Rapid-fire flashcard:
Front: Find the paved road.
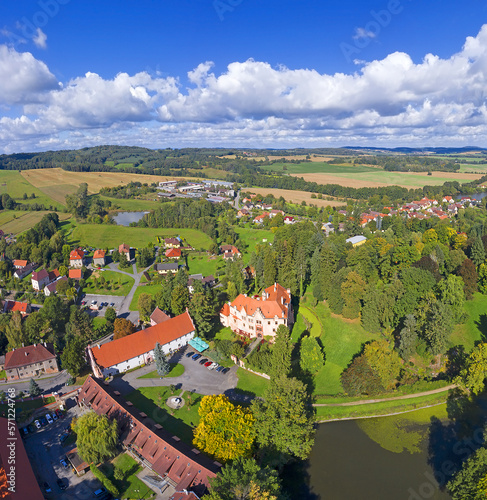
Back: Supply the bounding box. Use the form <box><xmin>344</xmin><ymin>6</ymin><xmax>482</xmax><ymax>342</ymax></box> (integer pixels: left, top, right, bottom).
<box><xmin>110</xmin><ymin>348</ymin><xmax>242</xmax><ymax>400</ymax></box>
<box><xmin>0</xmin><ymin>370</ymin><xmax>69</xmax><ymax>394</ymax></box>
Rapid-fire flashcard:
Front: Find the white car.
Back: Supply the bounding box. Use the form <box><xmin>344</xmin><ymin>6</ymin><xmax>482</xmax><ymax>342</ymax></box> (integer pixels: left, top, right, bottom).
<box><xmin>45</xmin><ymin>413</ymin><xmax>53</xmax><ymax>424</ymax></box>
<box><xmin>34</xmin><ymin>419</ymin><xmax>41</xmax><ymax>429</ymax></box>
<box><xmin>208</xmin><ymin>362</ymin><xmax>218</xmax><ymax>370</ymax></box>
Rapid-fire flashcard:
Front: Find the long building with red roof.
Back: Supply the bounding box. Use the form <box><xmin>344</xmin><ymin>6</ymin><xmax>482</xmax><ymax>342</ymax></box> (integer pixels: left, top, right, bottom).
<box><xmin>220</xmin><ymin>283</ymin><xmax>293</xmax><ymax>340</ymax></box>
<box><xmin>77</xmin><ymin>377</ymin><xmax>220</xmax><ymax>496</ymax></box>
<box><xmin>88</xmin><ymin>311</ymin><xmax>196</xmax><ymax>377</ymax></box>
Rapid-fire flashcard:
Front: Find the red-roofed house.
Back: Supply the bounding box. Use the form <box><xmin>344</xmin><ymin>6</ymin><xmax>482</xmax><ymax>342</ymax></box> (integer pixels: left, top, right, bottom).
<box><xmin>13</xmin><ymin>259</ymin><xmax>28</xmax><ymax>269</ymax></box>
<box><xmin>31</xmin><ymin>268</ymin><xmax>50</xmax><ymax>290</ymax></box>
<box><xmin>93</xmin><ymin>249</ymin><xmax>106</xmax><ymax>267</ymax></box>
<box><xmin>44</xmin><ymin>275</ymin><xmax>68</xmax><ymax>296</ymax></box>
<box><xmin>5</xmin><ymin>343</ymin><xmax>58</xmax><ymax>380</ymax></box>
<box><xmin>165</xmin><ymin>248</ymin><xmax>182</xmax><ymax>259</ymax></box>
<box><xmin>3</xmin><ymin>300</ymin><xmax>31</xmax><ymax>316</ymax></box>
<box><xmin>0</xmin><ymin>418</ymin><xmax>45</xmax><ymax>499</ymax></box>
<box><xmin>69</xmin><ymin>248</ymin><xmax>85</xmax><ymax>268</ymax></box>
<box><xmin>220</xmin><ymin>283</ymin><xmax>293</xmax><ymax>340</ymax></box>
<box><xmin>165</xmin><ymin>237</ymin><xmax>181</xmax><ymax>248</ymax></box>
<box><xmin>170</xmin><ymin>492</ymin><xmax>201</xmax><ymax>500</ymax></box>
<box><xmin>77</xmin><ymin>377</ymin><xmax>220</xmax><ymax>496</ymax></box>
<box><xmin>69</xmin><ymin>268</ymin><xmax>82</xmax><ymax>280</ymax></box>
<box><xmin>150</xmin><ymin>307</ymin><xmax>171</xmax><ymax>326</ymax></box>
<box><xmin>88</xmin><ymin>311</ymin><xmax>196</xmax><ymax>377</ymax></box>
<box><xmin>119</xmin><ymin>243</ymin><xmax>131</xmax><ymax>261</ymax></box>
<box><xmin>220</xmin><ymin>245</ymin><xmax>241</xmax><ymax>260</ymax></box>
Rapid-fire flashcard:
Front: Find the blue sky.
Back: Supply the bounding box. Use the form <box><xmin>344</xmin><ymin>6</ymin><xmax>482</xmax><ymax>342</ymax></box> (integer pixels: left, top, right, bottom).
<box><xmin>2</xmin><ymin>0</ymin><xmax>487</xmax><ymax>152</ymax></box>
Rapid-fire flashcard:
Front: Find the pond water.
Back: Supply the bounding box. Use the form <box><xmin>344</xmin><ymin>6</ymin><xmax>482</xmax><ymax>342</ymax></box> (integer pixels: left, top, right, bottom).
<box><xmin>456</xmin><ymin>192</ymin><xmax>487</xmax><ymax>201</ymax></box>
<box><xmin>304</xmin><ymin>419</ymin><xmax>451</xmax><ymax>500</ymax></box>
<box><xmin>112</xmin><ymin>211</ymin><xmax>148</xmax><ymax>226</ymax></box>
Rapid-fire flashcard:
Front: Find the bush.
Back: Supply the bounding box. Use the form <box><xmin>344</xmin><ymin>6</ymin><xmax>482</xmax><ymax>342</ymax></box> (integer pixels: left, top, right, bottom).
<box><xmin>90</xmin><ymin>464</ymin><xmax>120</xmax><ymax>497</ymax></box>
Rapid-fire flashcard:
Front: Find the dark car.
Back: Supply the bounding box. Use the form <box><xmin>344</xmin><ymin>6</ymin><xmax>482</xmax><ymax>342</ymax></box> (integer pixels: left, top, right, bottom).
<box><xmin>21</xmin><ymin>426</ymin><xmax>29</xmax><ymax>436</ymax></box>
<box><xmin>39</xmin><ymin>417</ymin><xmax>47</xmax><ymax>426</ymax></box>
<box><xmin>216</xmin><ymin>365</ymin><xmax>224</xmax><ymax>372</ymax></box>
<box><xmin>43</xmin><ymin>482</ymin><xmax>52</xmax><ymax>493</ymax></box>
<box><xmin>192</xmin><ymin>353</ymin><xmax>202</xmax><ymax>361</ymax></box>
<box><xmin>199</xmin><ymin>358</ymin><xmax>208</xmax><ymax>365</ymax></box>
<box><xmin>55</xmin><ymin>409</ymin><xmax>64</xmax><ymax>419</ymax></box>
<box><xmin>60</xmin><ymin>458</ymin><xmax>69</xmax><ymax>469</ymax></box>
<box><xmin>57</xmin><ymin>478</ymin><xmax>67</xmax><ymax>490</ymax></box>
<box><xmin>222</xmin><ymin>368</ymin><xmax>230</xmax><ymax>374</ymax></box>
<box><xmin>185</xmin><ymin>351</ymin><xmax>194</xmax><ymax>358</ymax></box>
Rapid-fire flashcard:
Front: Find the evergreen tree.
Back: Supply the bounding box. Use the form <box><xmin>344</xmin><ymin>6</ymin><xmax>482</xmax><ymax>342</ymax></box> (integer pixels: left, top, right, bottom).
<box><xmin>29</xmin><ymin>378</ymin><xmax>41</xmax><ymax>396</ymax></box>
<box><xmin>61</xmin><ymin>335</ymin><xmax>87</xmax><ymax>377</ymax></box>
<box><xmin>299</xmin><ymin>336</ymin><xmax>324</xmax><ymax>374</ymax></box>
<box><xmin>154</xmin><ymin>342</ymin><xmax>170</xmax><ymax>376</ymax></box>
<box><xmin>471</xmin><ymin>237</ymin><xmax>486</xmax><ymax>268</ymax></box>
<box><xmin>269</xmin><ymin>325</ymin><xmax>293</xmax><ymax>378</ymax></box>
<box><xmin>171</xmin><ymin>283</ymin><xmax>190</xmax><ymax>315</ymax></box>
<box><xmin>361</xmin><ymin>285</ymin><xmax>381</xmax><ymax>333</ymax></box>
<box><xmin>399</xmin><ymin>314</ymin><xmax>418</xmax><ymax>360</ymax></box>
<box><xmin>423</xmin><ymin>301</ymin><xmax>452</xmax><ymax>355</ymax></box>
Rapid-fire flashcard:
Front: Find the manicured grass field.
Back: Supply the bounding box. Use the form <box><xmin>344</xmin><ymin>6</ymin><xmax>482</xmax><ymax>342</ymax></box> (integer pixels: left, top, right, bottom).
<box><xmin>450</xmin><ymin>292</ymin><xmax>487</xmax><ymax>351</ymax></box>
<box><xmin>234</xmin><ymin>227</ymin><xmax>275</xmax><ymax>256</ymax></box>
<box><xmin>69</xmin><ymin>224</ymin><xmax>212</xmax><ymax>250</ymax></box>
<box><xmin>129</xmin><ymin>283</ymin><xmax>162</xmax><ymax>311</ymax></box>
<box><xmin>137</xmin><ymin>363</ymin><xmax>185</xmax><ymax>378</ymax></box>
<box><xmin>83</xmin><ymin>270</ymin><xmax>135</xmax><ymax>296</ymax></box>
<box><xmin>125</xmin><ymin>387</ymin><xmax>203</xmax><ymax>445</ymax></box>
<box><xmin>101</xmin><ymin>453</ymin><xmax>155</xmax><ymax>499</ymax></box>
<box><xmin>0</xmin><ymin>210</ymin><xmax>71</xmax><ymax>235</ymax></box>
<box><xmin>310</xmin><ymin>301</ymin><xmax>380</xmax><ymax>396</ymax></box>
<box><xmin>235</xmin><ymin>367</ymin><xmax>270</xmax><ymax>398</ymax></box>
<box><xmin>98</xmin><ymin>194</ymin><xmax>161</xmax><ymax>211</ymax></box>
<box><xmin>187</xmin><ymin>253</ymin><xmax>224</xmax><ymax>276</ymax></box>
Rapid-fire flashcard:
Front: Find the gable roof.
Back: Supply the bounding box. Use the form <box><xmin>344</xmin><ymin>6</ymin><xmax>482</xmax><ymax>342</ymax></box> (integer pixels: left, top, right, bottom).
<box><xmin>93</xmin><ymin>249</ymin><xmax>106</xmax><ymax>259</ymax></box>
<box><xmin>69</xmin><ymin>269</ymin><xmax>82</xmax><ymax>279</ymax></box>
<box><xmin>69</xmin><ymin>248</ymin><xmax>84</xmax><ymax>260</ymax></box>
<box><xmin>13</xmin><ymin>259</ymin><xmax>28</xmax><ymax>268</ymax></box>
<box><xmin>165</xmin><ymin>237</ymin><xmax>180</xmax><ymax>245</ymax></box>
<box><xmin>119</xmin><ymin>243</ymin><xmax>130</xmax><ymax>253</ymax></box>
<box><xmin>91</xmin><ymin>311</ymin><xmax>195</xmax><ymax>369</ymax></box>
<box><xmin>150</xmin><ymin>307</ymin><xmax>170</xmax><ymax>325</ymax></box>
<box><xmin>32</xmin><ymin>269</ymin><xmax>49</xmax><ymax>282</ymax></box>
<box><xmin>165</xmin><ymin>248</ymin><xmax>182</xmax><ymax>258</ymax></box>
<box><xmin>4</xmin><ymin>300</ymin><xmax>29</xmax><ymax>314</ymax></box>
<box><xmin>5</xmin><ymin>343</ymin><xmax>55</xmax><ymax>369</ymax></box>
<box><xmin>154</xmin><ymin>263</ymin><xmax>179</xmax><ymax>272</ymax></box>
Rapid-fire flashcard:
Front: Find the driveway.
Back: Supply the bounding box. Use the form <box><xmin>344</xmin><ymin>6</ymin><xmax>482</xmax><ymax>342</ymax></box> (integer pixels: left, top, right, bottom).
<box><xmin>23</xmin><ymin>404</ymin><xmax>103</xmax><ymax>500</ymax></box>
<box><xmin>110</xmin><ymin>348</ymin><xmax>239</xmax><ymax>399</ymax></box>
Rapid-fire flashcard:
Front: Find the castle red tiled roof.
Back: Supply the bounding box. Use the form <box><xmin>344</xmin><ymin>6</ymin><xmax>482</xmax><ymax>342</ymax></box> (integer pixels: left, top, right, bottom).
<box><xmin>91</xmin><ymin>311</ymin><xmax>195</xmax><ymax>369</ymax></box>
<box><xmin>119</xmin><ymin>243</ymin><xmax>130</xmax><ymax>253</ymax></box>
<box><xmin>5</xmin><ymin>343</ymin><xmax>55</xmax><ymax>369</ymax></box>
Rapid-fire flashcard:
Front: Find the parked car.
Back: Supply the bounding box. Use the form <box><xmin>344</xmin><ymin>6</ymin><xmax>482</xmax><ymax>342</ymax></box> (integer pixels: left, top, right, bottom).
<box><xmin>39</xmin><ymin>417</ymin><xmax>47</xmax><ymax>426</ymax></box>
<box><xmin>43</xmin><ymin>482</ymin><xmax>52</xmax><ymax>493</ymax></box>
<box><xmin>216</xmin><ymin>365</ymin><xmax>224</xmax><ymax>372</ymax></box>
<box><xmin>45</xmin><ymin>413</ymin><xmax>53</xmax><ymax>424</ymax></box>
<box><xmin>60</xmin><ymin>458</ymin><xmax>69</xmax><ymax>469</ymax></box>
<box><xmin>21</xmin><ymin>426</ymin><xmax>29</xmax><ymax>436</ymax></box>
<box><xmin>199</xmin><ymin>358</ymin><xmax>208</xmax><ymax>365</ymax></box>
<box><xmin>93</xmin><ymin>486</ymin><xmax>108</xmax><ymax>498</ymax></box>
<box><xmin>57</xmin><ymin>478</ymin><xmax>67</xmax><ymax>490</ymax></box>
<box><xmin>60</xmin><ymin>434</ymin><xmax>68</xmax><ymax>444</ymax></box>
<box><xmin>208</xmin><ymin>362</ymin><xmax>218</xmax><ymax>370</ymax></box>
<box><xmin>185</xmin><ymin>351</ymin><xmax>194</xmax><ymax>358</ymax></box>
<box><xmin>204</xmin><ymin>361</ymin><xmax>212</xmax><ymax>367</ymax></box>
<box><xmin>192</xmin><ymin>353</ymin><xmax>202</xmax><ymax>361</ymax></box>
<box><xmin>55</xmin><ymin>409</ymin><xmax>64</xmax><ymax>418</ymax></box>
<box><xmin>52</xmin><ymin>412</ymin><xmax>58</xmax><ymax>421</ymax></box>
<box><xmin>222</xmin><ymin>368</ymin><xmax>230</xmax><ymax>374</ymax></box>
<box><xmin>34</xmin><ymin>420</ymin><xmax>41</xmax><ymax>429</ymax></box>
<box><xmin>109</xmin><ymin>302</ymin><xmax>115</xmax><ymax>307</ymax></box>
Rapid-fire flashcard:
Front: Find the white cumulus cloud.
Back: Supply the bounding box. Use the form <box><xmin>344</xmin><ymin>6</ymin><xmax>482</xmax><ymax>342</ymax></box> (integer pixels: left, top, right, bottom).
<box><xmin>33</xmin><ymin>28</ymin><xmax>47</xmax><ymax>49</ymax></box>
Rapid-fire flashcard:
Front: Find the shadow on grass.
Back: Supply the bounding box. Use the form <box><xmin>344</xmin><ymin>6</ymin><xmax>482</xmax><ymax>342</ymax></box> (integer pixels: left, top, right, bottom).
<box><xmin>125</xmin><ymin>390</ymin><xmax>197</xmax><ymax>445</ymax></box>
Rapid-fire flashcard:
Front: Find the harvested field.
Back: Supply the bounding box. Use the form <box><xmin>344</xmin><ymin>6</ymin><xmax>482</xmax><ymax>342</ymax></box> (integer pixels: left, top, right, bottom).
<box><xmin>0</xmin><ymin>210</ymin><xmax>71</xmax><ymax>235</ymax></box>
<box><xmin>292</xmin><ymin>170</ymin><xmax>483</xmax><ymax>189</ymax></box>
<box><xmin>246</xmin><ymin>187</ymin><xmax>346</xmax><ymax>207</ymax></box>
<box><xmin>21</xmin><ymin>168</ymin><xmax>195</xmax><ymax>194</ymax></box>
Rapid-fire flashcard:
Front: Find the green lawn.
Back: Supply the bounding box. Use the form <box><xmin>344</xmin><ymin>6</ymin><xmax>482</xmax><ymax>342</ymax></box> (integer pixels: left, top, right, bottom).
<box><xmin>310</xmin><ymin>301</ymin><xmax>380</xmax><ymax>396</ymax></box>
<box><xmin>187</xmin><ymin>253</ymin><xmax>224</xmax><ymax>276</ymax></box>
<box><xmin>0</xmin><ymin>210</ymin><xmax>71</xmax><ymax>235</ymax></box>
<box><xmin>129</xmin><ymin>283</ymin><xmax>162</xmax><ymax>311</ymax></box>
<box><xmin>234</xmin><ymin>227</ymin><xmax>275</xmax><ymax>256</ymax></box>
<box><xmin>450</xmin><ymin>292</ymin><xmax>487</xmax><ymax>351</ymax></box>
<box><xmin>101</xmin><ymin>453</ymin><xmax>155</xmax><ymax>499</ymax></box>
<box><xmin>214</xmin><ymin>326</ymin><xmax>237</xmax><ymax>341</ymax></box>
<box><xmin>261</xmin><ymin>161</ymin><xmax>379</xmax><ymax>175</ymax></box>
<box><xmin>125</xmin><ymin>387</ymin><xmax>202</xmax><ymax>445</ymax></box>
<box><xmin>69</xmin><ymin>224</ymin><xmax>212</xmax><ymax>250</ymax></box>
<box><xmin>137</xmin><ymin>363</ymin><xmax>185</xmax><ymax>379</ymax></box>
<box><xmin>235</xmin><ymin>367</ymin><xmax>270</xmax><ymax>398</ymax></box>
<box><xmin>83</xmin><ymin>270</ymin><xmax>135</xmax><ymax>296</ymax></box>
<box><xmin>98</xmin><ymin>194</ymin><xmax>161</xmax><ymax>211</ymax></box>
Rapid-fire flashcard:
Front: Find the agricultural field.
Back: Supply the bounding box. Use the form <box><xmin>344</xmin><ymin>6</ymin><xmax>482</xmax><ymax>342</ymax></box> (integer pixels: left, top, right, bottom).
<box><xmin>69</xmin><ymin>224</ymin><xmax>212</xmax><ymax>250</ymax></box>
<box><xmin>0</xmin><ymin>210</ymin><xmax>71</xmax><ymax>235</ymax></box>
<box><xmin>0</xmin><ymin>170</ymin><xmax>64</xmax><ymax>209</ymax></box>
<box><xmin>246</xmin><ymin>187</ymin><xmax>346</xmax><ymax>207</ymax></box>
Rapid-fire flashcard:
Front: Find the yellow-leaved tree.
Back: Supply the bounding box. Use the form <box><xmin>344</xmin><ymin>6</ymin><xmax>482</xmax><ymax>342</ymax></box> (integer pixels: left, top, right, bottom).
<box><xmin>193</xmin><ymin>394</ymin><xmax>255</xmax><ymax>463</ymax></box>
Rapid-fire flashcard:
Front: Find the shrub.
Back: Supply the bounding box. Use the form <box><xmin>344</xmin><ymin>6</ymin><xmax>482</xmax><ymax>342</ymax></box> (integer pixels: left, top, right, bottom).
<box><xmin>90</xmin><ymin>464</ymin><xmax>120</xmax><ymax>497</ymax></box>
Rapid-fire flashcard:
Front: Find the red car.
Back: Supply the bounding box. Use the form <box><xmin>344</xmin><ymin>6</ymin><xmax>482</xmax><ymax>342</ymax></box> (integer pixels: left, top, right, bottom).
<box><xmin>55</xmin><ymin>409</ymin><xmax>64</xmax><ymax>419</ymax></box>
<box><xmin>204</xmin><ymin>361</ymin><xmax>212</xmax><ymax>367</ymax></box>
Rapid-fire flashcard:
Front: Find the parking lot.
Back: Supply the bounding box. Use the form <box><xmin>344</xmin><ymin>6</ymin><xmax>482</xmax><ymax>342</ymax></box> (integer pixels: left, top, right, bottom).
<box><xmin>23</xmin><ymin>403</ymin><xmax>104</xmax><ymax>500</ymax></box>
<box><xmin>81</xmin><ymin>294</ymin><xmax>124</xmax><ymax>318</ymax></box>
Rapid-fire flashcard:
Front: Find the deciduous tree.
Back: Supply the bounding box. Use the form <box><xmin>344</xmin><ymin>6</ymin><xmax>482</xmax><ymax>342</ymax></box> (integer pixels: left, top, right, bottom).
<box><xmin>61</xmin><ymin>335</ymin><xmax>86</xmax><ymax>377</ymax></box>
<box><xmin>113</xmin><ymin>318</ymin><xmax>136</xmax><ymax>340</ymax></box>
<box><xmin>299</xmin><ymin>336</ymin><xmax>324</xmax><ymax>375</ymax></box>
<box><xmin>75</xmin><ymin>411</ymin><xmax>118</xmax><ymax>464</ymax></box>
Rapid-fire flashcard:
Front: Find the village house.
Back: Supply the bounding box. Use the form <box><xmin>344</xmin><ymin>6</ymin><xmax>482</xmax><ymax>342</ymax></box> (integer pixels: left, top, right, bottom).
<box><xmin>187</xmin><ymin>274</ymin><xmax>216</xmax><ymax>294</ymax></box>
<box><xmin>220</xmin><ymin>245</ymin><xmax>241</xmax><ymax>260</ymax></box>
<box><xmin>5</xmin><ymin>343</ymin><xmax>59</xmax><ymax>381</ymax></box>
<box><xmin>269</xmin><ymin>209</ymin><xmax>285</xmax><ymax>218</ymax></box>
<box><xmin>69</xmin><ymin>268</ymin><xmax>83</xmax><ymax>280</ymax></box>
<box><xmin>3</xmin><ymin>300</ymin><xmax>31</xmax><ymax>316</ymax></box>
<box><xmin>13</xmin><ymin>261</ymin><xmax>37</xmax><ymax>280</ymax></box>
<box><xmin>44</xmin><ymin>275</ymin><xmax>68</xmax><ymax>296</ymax></box>
<box><xmin>150</xmin><ymin>307</ymin><xmax>170</xmax><ymax>326</ymax></box>
<box><xmin>165</xmin><ymin>248</ymin><xmax>182</xmax><ymax>259</ymax></box>
<box><xmin>69</xmin><ymin>248</ymin><xmax>85</xmax><ymax>268</ymax></box>
<box><xmin>77</xmin><ymin>376</ymin><xmax>220</xmax><ymax>495</ymax></box>
<box><xmin>284</xmin><ymin>216</ymin><xmax>295</xmax><ymax>224</ymax></box>
<box><xmin>220</xmin><ymin>283</ymin><xmax>294</xmax><ymax>340</ymax></box>
<box><xmin>346</xmin><ymin>235</ymin><xmax>367</xmax><ymax>247</ymax></box>
<box><xmin>31</xmin><ymin>268</ymin><xmax>59</xmax><ymax>290</ymax></box>
<box><xmin>154</xmin><ymin>263</ymin><xmax>180</xmax><ymax>275</ymax></box>
<box><xmin>119</xmin><ymin>243</ymin><xmax>132</xmax><ymax>261</ymax></box>
<box><xmin>92</xmin><ymin>249</ymin><xmax>106</xmax><ymax>267</ymax></box>
<box><xmin>165</xmin><ymin>237</ymin><xmax>181</xmax><ymax>248</ymax></box>
<box><xmin>88</xmin><ymin>311</ymin><xmax>196</xmax><ymax>377</ymax></box>
<box><xmin>13</xmin><ymin>259</ymin><xmax>28</xmax><ymax>269</ymax></box>
<box><xmin>253</xmin><ymin>213</ymin><xmax>268</xmax><ymax>224</ymax></box>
